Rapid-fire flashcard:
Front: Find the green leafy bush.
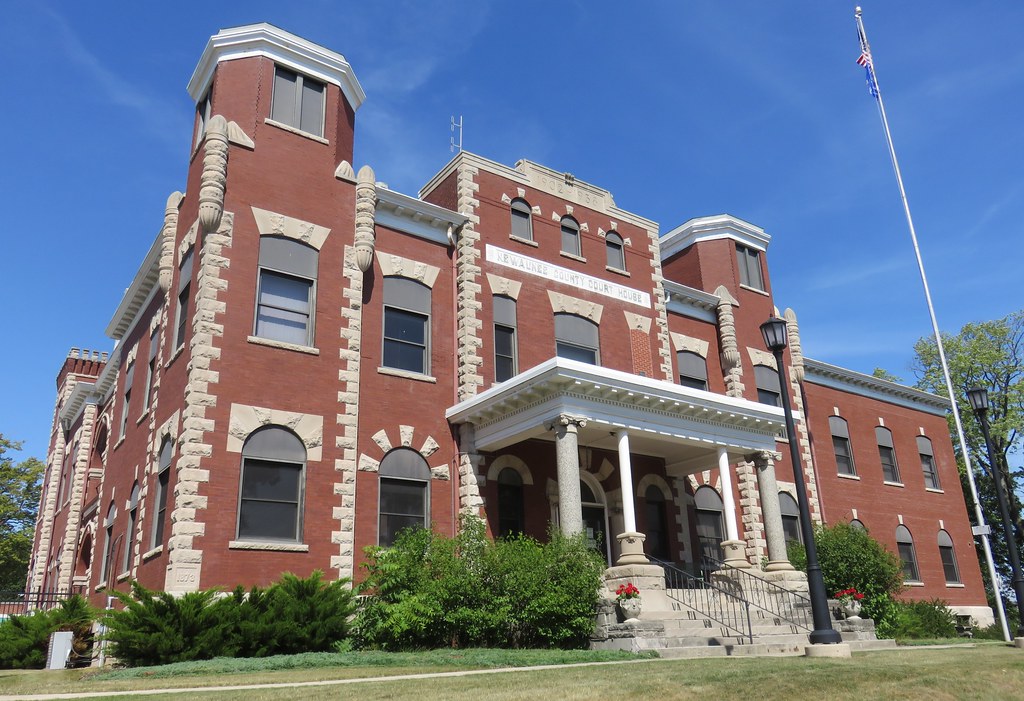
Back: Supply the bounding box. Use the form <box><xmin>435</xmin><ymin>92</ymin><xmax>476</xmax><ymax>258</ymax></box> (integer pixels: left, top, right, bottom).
<box><xmin>104</xmin><ymin>571</ymin><xmax>355</xmax><ymax>667</ymax></box>
<box><xmin>0</xmin><ymin>595</ymin><xmax>94</xmax><ymax>669</ymax></box>
<box><xmin>788</xmin><ymin>522</ymin><xmax>904</xmax><ymax>629</ymax></box>
<box><xmin>886</xmin><ymin>599</ymin><xmax>957</xmax><ymax>640</ymax></box>
<box><xmin>354</xmin><ymin>516</ymin><xmax>605</xmax><ymax>650</ymax></box>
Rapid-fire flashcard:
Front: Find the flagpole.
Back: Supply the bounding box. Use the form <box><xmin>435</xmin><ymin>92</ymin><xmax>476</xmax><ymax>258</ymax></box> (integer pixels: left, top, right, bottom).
<box><xmin>855</xmin><ymin>6</ymin><xmax>1010</xmax><ymax>642</ymax></box>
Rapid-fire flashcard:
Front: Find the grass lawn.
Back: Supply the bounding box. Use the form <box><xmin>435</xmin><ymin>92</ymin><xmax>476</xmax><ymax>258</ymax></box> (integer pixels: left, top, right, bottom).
<box><xmin>1</xmin><ymin>644</ymin><xmax>1022</xmax><ymax>700</ymax></box>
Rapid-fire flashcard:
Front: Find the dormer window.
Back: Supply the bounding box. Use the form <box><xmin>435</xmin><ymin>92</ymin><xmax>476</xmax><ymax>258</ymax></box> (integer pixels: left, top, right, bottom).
<box><xmin>271</xmin><ymin>66</ymin><xmax>325</xmax><ymax>137</ymax></box>
<box><xmin>736</xmin><ymin>243</ymin><xmax>764</xmax><ymax>291</ymax></box>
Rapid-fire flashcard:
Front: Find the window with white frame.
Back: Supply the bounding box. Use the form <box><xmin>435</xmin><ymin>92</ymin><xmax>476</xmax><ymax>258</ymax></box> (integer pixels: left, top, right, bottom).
<box><xmin>896</xmin><ymin>525</ymin><xmax>920</xmax><ymax>581</ymax></box>
<box><xmin>736</xmin><ymin>243</ymin><xmax>764</xmax><ymax>291</ymax></box>
<box><xmin>829</xmin><ymin>416</ymin><xmax>856</xmax><ymax>476</ymax></box>
<box><xmin>152</xmin><ymin>438</ymin><xmax>172</xmax><ymax>547</ymax></box>
<box><xmin>560</xmin><ymin>216</ymin><xmax>581</xmax><ymax>257</ymax></box>
<box><xmin>237</xmin><ymin>426</ymin><xmax>306</xmax><ymax>542</ymax></box>
<box><xmin>379</xmin><ymin>448</ymin><xmax>430</xmax><ymax>546</ymax></box>
<box><xmin>554</xmin><ymin>313</ymin><xmax>599</xmax><ymax>365</ymax></box>
<box><xmin>918</xmin><ymin>436</ymin><xmax>940</xmax><ymax>489</ymax></box>
<box><xmin>493</xmin><ymin>295</ymin><xmax>517</xmax><ymax>382</ymax></box>
<box><xmin>937</xmin><ymin>529</ymin><xmax>960</xmax><ymax>583</ymax></box>
<box><xmin>270</xmin><ymin>66</ymin><xmax>325</xmax><ymax>137</ymax></box>
<box><xmin>174</xmin><ymin>248</ymin><xmax>194</xmax><ymax>352</ymax></box>
<box><xmin>383</xmin><ymin>277</ymin><xmax>431</xmax><ymax>375</ymax></box>
<box><xmin>119</xmin><ymin>361</ymin><xmax>134</xmax><ymax>439</ymax></box>
<box><xmin>122</xmin><ymin>482</ymin><xmax>140</xmax><ymax>573</ymax></box>
<box><xmin>876</xmin><ymin>426</ymin><xmax>901</xmax><ymax>483</ymax></box>
<box><xmin>677</xmin><ymin>351</ymin><xmax>708</xmax><ymax>391</ymax></box>
<box><xmin>142</xmin><ymin>326</ymin><xmax>159</xmax><ymax>413</ymax></box>
<box><xmin>510</xmin><ymin>198</ymin><xmax>533</xmax><ymax>241</ymax></box>
<box><xmin>605</xmin><ymin>231</ymin><xmax>625</xmax><ymax>270</ymax></box>
<box><xmin>254</xmin><ymin>236</ymin><xmax>318</xmax><ymax>347</ymax></box>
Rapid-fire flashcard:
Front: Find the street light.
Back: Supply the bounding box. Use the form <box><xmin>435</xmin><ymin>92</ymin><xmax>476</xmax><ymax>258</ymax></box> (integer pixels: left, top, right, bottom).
<box><xmin>760</xmin><ymin>316</ymin><xmax>842</xmax><ymax>645</ymax></box>
<box><xmin>967</xmin><ymin>386</ymin><xmax>1024</xmax><ymax>639</ymax></box>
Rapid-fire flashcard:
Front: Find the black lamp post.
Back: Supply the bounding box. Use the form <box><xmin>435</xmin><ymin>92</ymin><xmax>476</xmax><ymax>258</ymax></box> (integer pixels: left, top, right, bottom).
<box><xmin>760</xmin><ymin>316</ymin><xmax>842</xmax><ymax>645</ymax></box>
<box><xmin>967</xmin><ymin>386</ymin><xmax>1024</xmax><ymax>638</ymax></box>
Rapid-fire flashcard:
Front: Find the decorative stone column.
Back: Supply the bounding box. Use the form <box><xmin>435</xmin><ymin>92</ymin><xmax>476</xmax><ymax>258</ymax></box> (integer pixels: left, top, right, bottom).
<box><xmin>615</xmin><ymin>429</ymin><xmax>647</xmax><ymax>565</ymax></box>
<box><xmin>717</xmin><ymin>446</ymin><xmax>750</xmax><ymax>568</ymax></box>
<box><xmin>755</xmin><ymin>450</ymin><xmax>794</xmax><ymax>571</ymax></box>
<box><xmin>551</xmin><ymin>414</ymin><xmax>586</xmax><ymax>536</ymax></box>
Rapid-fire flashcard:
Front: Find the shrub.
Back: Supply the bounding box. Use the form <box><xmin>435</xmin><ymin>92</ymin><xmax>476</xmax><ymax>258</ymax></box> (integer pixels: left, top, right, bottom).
<box><xmin>886</xmin><ymin>599</ymin><xmax>957</xmax><ymax>640</ymax></box>
<box><xmin>0</xmin><ymin>595</ymin><xmax>95</xmax><ymax>669</ymax></box>
<box><xmin>788</xmin><ymin>522</ymin><xmax>903</xmax><ymax>628</ymax></box>
<box><xmin>354</xmin><ymin>516</ymin><xmax>605</xmax><ymax>650</ymax></box>
<box><xmin>103</xmin><ymin>571</ymin><xmax>355</xmax><ymax>667</ymax></box>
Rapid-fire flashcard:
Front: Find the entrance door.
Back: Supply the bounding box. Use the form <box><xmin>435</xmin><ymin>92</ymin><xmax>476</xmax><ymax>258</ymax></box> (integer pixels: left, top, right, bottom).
<box><xmin>580</xmin><ymin>479</ymin><xmax>611</xmax><ymax>564</ymax></box>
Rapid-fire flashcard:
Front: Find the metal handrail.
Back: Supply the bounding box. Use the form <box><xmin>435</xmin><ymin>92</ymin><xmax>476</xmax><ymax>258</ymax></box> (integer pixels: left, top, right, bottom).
<box><xmin>0</xmin><ymin>589</ymin><xmax>84</xmax><ymax>617</ymax></box>
<box><xmin>702</xmin><ymin>555</ymin><xmax>813</xmax><ymax>632</ymax></box>
<box><xmin>649</xmin><ymin>557</ymin><xmax>753</xmax><ymax>644</ymax></box>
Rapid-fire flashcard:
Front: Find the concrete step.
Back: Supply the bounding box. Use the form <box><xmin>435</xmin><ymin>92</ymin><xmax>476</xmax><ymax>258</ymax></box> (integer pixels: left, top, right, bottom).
<box><xmin>656</xmin><ymin>645</ymin><xmax>730</xmax><ymax>659</ymax></box>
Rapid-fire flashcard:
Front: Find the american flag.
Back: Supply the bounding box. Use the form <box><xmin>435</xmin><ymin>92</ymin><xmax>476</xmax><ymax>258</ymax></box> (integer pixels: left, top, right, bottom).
<box><xmin>857</xmin><ymin>23</ymin><xmax>879</xmax><ymax>98</ymax></box>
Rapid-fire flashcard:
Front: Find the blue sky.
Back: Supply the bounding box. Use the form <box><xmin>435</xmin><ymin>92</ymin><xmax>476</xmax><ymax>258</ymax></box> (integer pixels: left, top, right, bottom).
<box><xmin>2</xmin><ymin>1</ymin><xmax>1021</xmax><ymax>462</ymax></box>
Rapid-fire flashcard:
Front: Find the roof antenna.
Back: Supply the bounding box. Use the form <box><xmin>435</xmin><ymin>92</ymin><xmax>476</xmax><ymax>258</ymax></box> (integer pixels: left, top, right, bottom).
<box><xmin>450</xmin><ymin>115</ymin><xmax>463</xmax><ymax>153</ymax></box>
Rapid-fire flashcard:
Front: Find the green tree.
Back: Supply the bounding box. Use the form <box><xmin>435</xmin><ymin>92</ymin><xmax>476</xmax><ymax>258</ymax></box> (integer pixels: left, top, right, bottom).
<box><xmin>871</xmin><ymin>367</ymin><xmax>904</xmax><ymax>383</ymax></box>
<box><xmin>912</xmin><ymin>310</ymin><xmax>1023</xmax><ymax>598</ymax></box>
<box><xmin>0</xmin><ymin>435</ymin><xmax>44</xmax><ymax>591</ymax></box>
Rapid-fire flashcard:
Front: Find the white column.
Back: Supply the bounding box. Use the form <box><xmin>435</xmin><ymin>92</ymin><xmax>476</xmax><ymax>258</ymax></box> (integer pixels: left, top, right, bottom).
<box><xmin>617</xmin><ymin>430</ymin><xmax>637</xmax><ymax>533</ymax></box>
<box><xmin>717</xmin><ymin>447</ymin><xmax>739</xmax><ymax>541</ymax></box>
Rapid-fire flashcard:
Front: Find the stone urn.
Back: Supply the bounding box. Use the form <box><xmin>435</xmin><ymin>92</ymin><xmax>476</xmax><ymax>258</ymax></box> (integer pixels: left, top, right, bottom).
<box><xmin>841</xmin><ymin>599</ymin><xmax>863</xmax><ymax>620</ymax></box>
<box><xmin>618</xmin><ymin>597</ymin><xmax>642</xmax><ymax>623</ymax></box>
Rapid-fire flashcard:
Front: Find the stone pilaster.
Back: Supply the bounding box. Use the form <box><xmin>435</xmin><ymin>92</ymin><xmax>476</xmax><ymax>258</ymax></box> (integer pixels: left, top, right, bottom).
<box><xmin>785</xmin><ymin>309</ymin><xmax>820</xmax><ymax>523</ymax></box>
<box><xmin>353</xmin><ymin>166</ymin><xmax>376</xmax><ymax>271</ymax></box>
<box><xmin>646</xmin><ymin>227</ymin><xmax>673</xmax><ymax>381</ymax></box>
<box><xmin>164</xmin><ymin>212</ymin><xmax>232</xmax><ymax>593</ymax></box>
<box><xmin>715</xmin><ymin>286</ymin><xmax>743</xmax><ymax>397</ymax></box>
<box><xmin>455</xmin><ymin>162</ymin><xmax>483</xmax><ymax>401</ymax></box>
<box><xmin>31</xmin><ymin>420</ymin><xmax>68</xmax><ymax>590</ymax></box>
<box><xmin>159</xmin><ymin>192</ymin><xmax>184</xmax><ymax>292</ymax></box>
<box><xmin>331</xmin><ymin>244</ymin><xmax>364</xmax><ymax>581</ymax></box>
<box><xmin>56</xmin><ymin>404</ymin><xmax>96</xmax><ymax>591</ymax></box>
<box><xmin>735</xmin><ymin>455</ymin><xmax>766</xmax><ymax>564</ymax></box>
<box><xmin>456</xmin><ymin>423</ymin><xmax>484</xmax><ymax>515</ymax></box>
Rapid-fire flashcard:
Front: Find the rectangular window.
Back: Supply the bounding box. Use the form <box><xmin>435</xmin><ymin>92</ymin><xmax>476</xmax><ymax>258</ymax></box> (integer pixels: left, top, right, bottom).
<box><xmin>141</xmin><ymin>326</ymin><xmax>159</xmax><ymax>413</ymax></box>
<box><xmin>736</xmin><ymin>244</ymin><xmax>765</xmax><ymax>291</ymax></box>
<box><xmin>119</xmin><ymin>362</ymin><xmax>134</xmax><ymax>439</ymax></box>
<box><xmin>876</xmin><ymin>427</ymin><xmax>901</xmax><ymax>482</ymax></box>
<box><xmin>256</xmin><ymin>271</ymin><xmax>314</xmax><ymax>345</ymax></box>
<box><xmin>494</xmin><ymin>295</ymin><xmax>517</xmax><ymax>382</ymax></box>
<box><xmin>238</xmin><ymin>459</ymin><xmax>303</xmax><ymax>541</ymax></box>
<box><xmin>897</xmin><ymin>542</ymin><xmax>920</xmax><ymax>581</ymax></box>
<box><xmin>195</xmin><ymin>91</ymin><xmax>211</xmax><ymax>146</ymax></box>
<box><xmin>153</xmin><ymin>441</ymin><xmax>172</xmax><ymax>548</ymax></box>
<box><xmin>271</xmin><ymin>66</ymin><xmax>325</xmax><ymax>137</ymax></box>
<box><xmin>677</xmin><ymin>351</ymin><xmax>708</xmax><ymax>391</ymax></box>
<box><xmin>918</xmin><ymin>436</ymin><xmax>940</xmax><ymax>489</ymax></box>
<box><xmin>383</xmin><ymin>277</ymin><xmax>431</xmax><ymax>375</ymax></box>
<box><xmin>174</xmin><ymin>249</ymin><xmax>194</xmax><ymax>352</ymax></box>
<box><xmin>554</xmin><ymin>313</ymin><xmax>599</xmax><ymax>366</ymax></box>
<box><xmin>829</xmin><ymin>416</ymin><xmax>855</xmax><ymax>476</ymax></box>
<box><xmin>754</xmin><ymin>365</ymin><xmax>781</xmax><ymax>407</ymax></box>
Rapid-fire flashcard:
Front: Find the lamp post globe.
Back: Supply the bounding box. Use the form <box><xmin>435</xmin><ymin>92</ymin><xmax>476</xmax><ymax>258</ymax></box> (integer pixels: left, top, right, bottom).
<box><xmin>967</xmin><ymin>386</ymin><xmax>1024</xmax><ymax>639</ymax></box>
<box><xmin>759</xmin><ymin>317</ymin><xmax>841</xmax><ymax>645</ymax></box>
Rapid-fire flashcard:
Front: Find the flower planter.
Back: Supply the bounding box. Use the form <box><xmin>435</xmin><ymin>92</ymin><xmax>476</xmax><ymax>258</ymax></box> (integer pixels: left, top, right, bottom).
<box><xmin>841</xmin><ymin>599</ymin><xmax>863</xmax><ymax>620</ymax></box>
<box><xmin>618</xmin><ymin>597</ymin><xmax>642</xmax><ymax>622</ymax></box>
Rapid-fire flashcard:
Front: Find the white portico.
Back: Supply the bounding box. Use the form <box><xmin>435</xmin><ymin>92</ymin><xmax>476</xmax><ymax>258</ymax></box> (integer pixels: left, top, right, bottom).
<box><xmin>446</xmin><ymin>357</ymin><xmax>789</xmax><ymax>568</ymax></box>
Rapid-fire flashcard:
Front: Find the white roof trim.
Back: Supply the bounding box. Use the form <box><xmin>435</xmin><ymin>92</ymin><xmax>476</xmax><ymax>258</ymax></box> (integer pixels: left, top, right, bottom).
<box><xmin>59</xmin><ymin>350</ymin><xmax>121</xmax><ymax>430</ymax></box>
<box><xmin>374</xmin><ymin>186</ymin><xmax>470</xmax><ymax>245</ymax></box>
<box><xmin>187</xmin><ymin>23</ymin><xmax>366</xmax><ymax>111</ymax></box>
<box><xmin>804</xmin><ymin>358</ymin><xmax>950</xmax><ymax>416</ymax></box>
<box><xmin>661</xmin><ymin>214</ymin><xmax>771</xmax><ymax>261</ymax></box>
<box><xmin>447</xmin><ymin>357</ymin><xmax>785</xmax><ymax>454</ymax></box>
<box><xmin>664</xmin><ymin>280</ymin><xmax>720</xmax><ymax>323</ymax></box>
<box><xmin>105</xmin><ymin>233</ymin><xmax>162</xmax><ymax>340</ymax></box>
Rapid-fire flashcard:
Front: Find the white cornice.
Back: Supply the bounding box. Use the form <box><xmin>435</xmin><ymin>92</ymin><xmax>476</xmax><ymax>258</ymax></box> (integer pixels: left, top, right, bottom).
<box><xmin>187</xmin><ymin>23</ymin><xmax>366</xmax><ymax>111</ymax></box>
<box><xmin>419</xmin><ymin>151</ymin><xmax>658</xmax><ymax>232</ymax></box>
<box><xmin>661</xmin><ymin>214</ymin><xmax>771</xmax><ymax>262</ymax></box>
<box><xmin>374</xmin><ymin>187</ymin><xmax>470</xmax><ymax>245</ymax></box>
<box><xmin>803</xmin><ymin>358</ymin><xmax>950</xmax><ymax>416</ymax></box>
<box><xmin>663</xmin><ymin>281</ymin><xmax>720</xmax><ymax>323</ymax></box>
<box><xmin>105</xmin><ymin>233</ymin><xmax>162</xmax><ymax>341</ymax></box>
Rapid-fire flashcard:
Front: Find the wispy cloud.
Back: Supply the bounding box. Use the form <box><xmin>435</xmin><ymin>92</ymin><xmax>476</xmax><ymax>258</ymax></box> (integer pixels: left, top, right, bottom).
<box><xmin>965</xmin><ymin>180</ymin><xmax>1024</xmax><ymax>239</ymax></box>
<box><xmin>802</xmin><ymin>257</ymin><xmax>911</xmax><ymax>291</ymax></box>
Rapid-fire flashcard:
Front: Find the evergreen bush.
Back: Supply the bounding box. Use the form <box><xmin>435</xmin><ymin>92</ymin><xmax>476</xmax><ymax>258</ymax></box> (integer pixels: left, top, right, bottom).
<box><xmin>0</xmin><ymin>595</ymin><xmax>95</xmax><ymax>669</ymax></box>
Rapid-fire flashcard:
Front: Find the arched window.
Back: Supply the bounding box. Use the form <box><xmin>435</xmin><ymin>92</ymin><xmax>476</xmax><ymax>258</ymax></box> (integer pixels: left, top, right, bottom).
<box><xmin>876</xmin><ymin>427</ymin><xmax>901</xmax><ymax>483</ymax></box>
<box><xmin>677</xmin><ymin>351</ymin><xmax>708</xmax><ymax>391</ymax></box>
<box><xmin>379</xmin><ymin>448</ymin><xmax>430</xmax><ymax>546</ymax></box>
<box><xmin>694</xmin><ymin>486</ymin><xmax>725</xmax><ymax>574</ymax></box>
<box><xmin>938</xmin><ymin>530</ymin><xmax>960</xmax><ymax>583</ymax></box>
<box><xmin>850</xmin><ymin>519</ymin><xmax>867</xmax><ymax>532</ymax></box>
<box><xmin>383</xmin><ymin>277</ymin><xmax>431</xmax><ymax>375</ymax></box>
<box><xmin>754</xmin><ymin>365</ymin><xmax>781</xmax><ymax>406</ymax></box>
<box><xmin>497</xmin><ymin>467</ymin><xmax>524</xmax><ymax>537</ymax></box>
<box><xmin>605</xmin><ymin>231</ymin><xmax>625</xmax><ymax>270</ymax></box>
<box><xmin>122</xmin><ymin>482</ymin><xmax>140</xmax><ymax>573</ymax></box>
<box><xmin>560</xmin><ymin>216</ymin><xmax>581</xmax><ymax>257</ymax></box>
<box><xmin>99</xmin><ymin>502</ymin><xmax>116</xmax><ymax>583</ymax></box>
<box><xmin>238</xmin><ymin>426</ymin><xmax>306</xmax><ymax>542</ymax></box>
<box><xmin>918</xmin><ymin>436</ymin><xmax>940</xmax><ymax>490</ymax></box>
<box><xmin>644</xmin><ymin>485</ymin><xmax>670</xmax><ymax>561</ymax></box>
<box><xmin>829</xmin><ymin>416</ymin><xmax>855</xmax><ymax>476</ymax></box>
<box><xmin>493</xmin><ymin>295</ymin><xmax>517</xmax><ymax>382</ymax></box>
<box><xmin>779</xmin><ymin>492</ymin><xmax>802</xmax><ymax>545</ymax></box>
<box><xmin>255</xmin><ymin>236</ymin><xmax>319</xmax><ymax>346</ymax></box>
<box><xmin>152</xmin><ymin>438</ymin><xmax>173</xmax><ymax>547</ymax></box>
<box><xmin>510</xmin><ymin>198</ymin><xmax>533</xmax><ymax>241</ymax></box>
<box><xmin>895</xmin><ymin>525</ymin><xmax>920</xmax><ymax>582</ymax></box>
<box><xmin>554</xmin><ymin>313</ymin><xmax>599</xmax><ymax>365</ymax></box>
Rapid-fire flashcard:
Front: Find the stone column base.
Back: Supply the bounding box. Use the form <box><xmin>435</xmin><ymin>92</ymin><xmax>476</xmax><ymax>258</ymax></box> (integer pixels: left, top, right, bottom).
<box><xmin>604</xmin><ymin>563</ymin><xmax>672</xmax><ymax>613</ymax></box>
<box><xmin>1015</xmin><ymin>637</ymin><xmax>1024</xmax><ymax>649</ymax></box>
<box><xmin>764</xmin><ymin>559</ymin><xmax>795</xmax><ymax>572</ymax></box>
<box><xmin>616</xmin><ymin>532</ymin><xmax>649</xmax><ymax>565</ymax></box>
<box><xmin>721</xmin><ymin>540</ymin><xmax>751</xmax><ymax>568</ymax></box>
<box><xmin>805</xmin><ymin>643</ymin><xmax>851</xmax><ymax>658</ymax></box>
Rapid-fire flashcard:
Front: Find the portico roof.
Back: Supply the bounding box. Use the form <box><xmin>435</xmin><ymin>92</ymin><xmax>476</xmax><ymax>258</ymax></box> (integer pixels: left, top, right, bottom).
<box><xmin>446</xmin><ymin>358</ymin><xmax>787</xmax><ymax>467</ymax></box>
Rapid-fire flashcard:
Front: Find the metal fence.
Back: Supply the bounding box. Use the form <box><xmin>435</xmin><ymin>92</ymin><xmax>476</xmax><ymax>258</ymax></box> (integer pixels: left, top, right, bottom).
<box><xmin>0</xmin><ymin>589</ymin><xmax>84</xmax><ymax>618</ymax></box>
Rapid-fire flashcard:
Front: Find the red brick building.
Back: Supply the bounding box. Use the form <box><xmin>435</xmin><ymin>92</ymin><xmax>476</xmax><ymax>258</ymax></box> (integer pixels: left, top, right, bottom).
<box><xmin>29</xmin><ymin>24</ymin><xmax>990</xmax><ymax>626</ymax></box>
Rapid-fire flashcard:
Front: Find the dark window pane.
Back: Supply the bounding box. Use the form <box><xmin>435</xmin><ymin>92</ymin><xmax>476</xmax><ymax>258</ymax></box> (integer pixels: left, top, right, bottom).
<box><xmin>384</xmin><ymin>308</ymin><xmax>426</xmax><ymax>345</ymax></box>
<box><xmin>299</xmin><ymin>78</ymin><xmax>324</xmax><ymax>135</ymax></box>
<box><xmin>238</xmin><ymin>500</ymin><xmax>299</xmax><ymax>540</ymax></box>
<box><xmin>940</xmin><ymin>545</ymin><xmax>960</xmax><ymax>583</ymax></box>
<box><xmin>897</xmin><ymin>542</ymin><xmax>920</xmax><ymax>581</ymax></box>
<box><xmin>606</xmin><ymin>235</ymin><xmax>625</xmax><ymax>269</ymax></box>
<box><xmin>757</xmin><ymin>389</ymin><xmax>781</xmax><ymax>406</ymax></box>
<box><xmin>379</xmin><ymin>515</ymin><xmax>424</xmax><ymax>547</ymax></box>
<box><xmin>383</xmin><ymin>339</ymin><xmax>426</xmax><ymax>373</ymax></box>
<box><xmin>497</xmin><ymin>474</ymin><xmax>525</xmax><ymax>537</ymax></box>
<box><xmin>833</xmin><ymin>436</ymin><xmax>855</xmax><ymax>475</ymax></box>
<box><xmin>556</xmin><ymin>341</ymin><xmax>597</xmax><ymax>365</ymax></box>
<box><xmin>679</xmin><ymin>376</ymin><xmax>708</xmax><ymax>391</ymax></box>
<box><xmin>380</xmin><ymin>479</ymin><xmax>427</xmax><ymax>515</ymax></box>
<box><xmin>241</xmin><ymin>460</ymin><xmax>301</xmax><ymax>501</ymax></box>
<box><xmin>880</xmin><ymin>446</ymin><xmax>900</xmax><ymax>482</ymax></box>
<box><xmin>561</xmin><ymin>227</ymin><xmax>580</xmax><ymax>256</ymax></box>
<box><xmin>495</xmin><ymin>324</ymin><xmax>516</xmax><ymax>382</ymax></box>
<box><xmin>511</xmin><ymin>201</ymin><xmax>532</xmax><ymax>240</ymax></box>
<box><xmin>271</xmin><ymin>67</ymin><xmax>298</xmax><ymax>126</ymax></box>
<box><xmin>921</xmin><ymin>454</ymin><xmax>940</xmax><ymax>489</ymax></box>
